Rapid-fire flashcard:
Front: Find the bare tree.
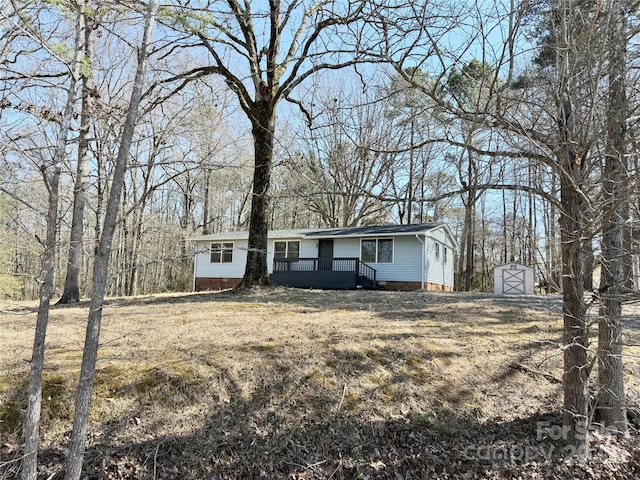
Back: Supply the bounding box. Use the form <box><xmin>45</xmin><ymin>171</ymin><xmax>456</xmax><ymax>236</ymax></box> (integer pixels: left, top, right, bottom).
<box><xmin>382</xmin><ymin>71</ymin><xmax>447</xmax><ymax>224</ymax></box>
<box><xmin>163</xmin><ymin>0</ymin><xmax>381</xmax><ymax>288</ymax></box>
<box><xmin>595</xmin><ymin>0</ymin><xmax>631</xmax><ymax>432</ymax></box>
<box><xmin>57</xmin><ymin>6</ymin><xmax>97</xmax><ymax>304</ymax></box>
<box><xmin>444</xmin><ymin>60</ymin><xmax>498</xmax><ymax>291</ymax></box>
<box><xmin>285</xmin><ymin>86</ymin><xmax>397</xmax><ymax>227</ymax></box>
<box><xmin>375</xmin><ymin>0</ymin><xmax>612</xmax><ymax>456</ymax></box>
<box><xmin>64</xmin><ymin>1</ymin><xmax>157</xmax><ymax>477</ymax></box>
<box><xmin>18</xmin><ymin>1</ymin><xmax>85</xmax><ymax>478</ymax></box>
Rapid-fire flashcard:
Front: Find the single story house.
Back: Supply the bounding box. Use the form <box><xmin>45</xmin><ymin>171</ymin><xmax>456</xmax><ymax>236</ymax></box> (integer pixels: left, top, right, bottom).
<box><xmin>191</xmin><ymin>223</ymin><xmax>458</xmax><ymax>291</ymax></box>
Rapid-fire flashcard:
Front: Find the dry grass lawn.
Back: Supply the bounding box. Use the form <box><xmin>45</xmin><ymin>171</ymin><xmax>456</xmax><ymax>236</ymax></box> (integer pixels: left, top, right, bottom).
<box><xmin>1</xmin><ymin>288</ymin><xmax>639</xmax><ymax>479</ymax></box>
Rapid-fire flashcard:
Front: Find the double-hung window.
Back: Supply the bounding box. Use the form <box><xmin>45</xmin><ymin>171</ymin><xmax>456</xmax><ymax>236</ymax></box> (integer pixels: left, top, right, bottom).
<box><xmin>274</xmin><ymin>240</ymin><xmax>300</xmax><ymax>259</ymax></box>
<box><xmin>361</xmin><ymin>238</ymin><xmax>393</xmax><ymax>263</ymax></box>
<box><xmin>210</xmin><ymin>242</ymin><xmax>233</xmax><ymax>263</ymax></box>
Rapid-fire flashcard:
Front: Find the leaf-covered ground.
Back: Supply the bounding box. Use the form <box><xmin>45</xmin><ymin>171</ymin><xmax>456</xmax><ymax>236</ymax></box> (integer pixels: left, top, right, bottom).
<box><xmin>1</xmin><ymin>289</ymin><xmax>639</xmax><ymax>479</ymax></box>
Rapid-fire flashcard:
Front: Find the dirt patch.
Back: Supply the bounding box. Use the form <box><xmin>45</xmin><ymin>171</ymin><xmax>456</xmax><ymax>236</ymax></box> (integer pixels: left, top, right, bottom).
<box><xmin>1</xmin><ymin>289</ymin><xmax>639</xmax><ymax>479</ymax></box>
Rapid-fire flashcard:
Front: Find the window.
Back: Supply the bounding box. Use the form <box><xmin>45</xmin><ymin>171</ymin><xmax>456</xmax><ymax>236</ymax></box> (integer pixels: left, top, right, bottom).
<box><xmin>361</xmin><ymin>238</ymin><xmax>393</xmax><ymax>263</ymax></box>
<box><xmin>210</xmin><ymin>242</ymin><xmax>233</xmax><ymax>263</ymax></box>
<box><xmin>435</xmin><ymin>242</ymin><xmax>440</xmax><ymax>261</ymax></box>
<box><xmin>444</xmin><ymin>247</ymin><xmax>448</xmax><ymax>264</ymax></box>
<box><xmin>378</xmin><ymin>239</ymin><xmax>393</xmax><ymax>263</ymax></box>
<box><xmin>274</xmin><ymin>241</ymin><xmax>300</xmax><ymax>259</ymax></box>
<box><xmin>361</xmin><ymin>240</ymin><xmax>376</xmax><ymax>263</ymax></box>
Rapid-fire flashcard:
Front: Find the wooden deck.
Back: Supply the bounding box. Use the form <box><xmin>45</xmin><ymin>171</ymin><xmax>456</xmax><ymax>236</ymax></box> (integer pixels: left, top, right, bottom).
<box><xmin>270</xmin><ymin>257</ymin><xmax>377</xmax><ymax>289</ymax></box>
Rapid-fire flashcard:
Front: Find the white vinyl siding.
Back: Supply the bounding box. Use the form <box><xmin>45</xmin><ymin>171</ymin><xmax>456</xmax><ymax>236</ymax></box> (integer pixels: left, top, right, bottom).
<box><xmin>317</xmin><ymin>237</ymin><xmax>421</xmax><ymax>282</ymax></box>
<box><xmin>195</xmin><ymin>240</ymin><xmax>247</xmax><ymax>278</ymax></box>
<box><xmin>375</xmin><ymin>236</ymin><xmax>422</xmax><ymax>282</ymax></box>
<box><xmin>424</xmin><ymin>226</ymin><xmax>455</xmax><ymax>288</ymax></box>
<box><xmin>332</xmin><ymin>238</ymin><xmax>360</xmax><ymax>257</ymax></box>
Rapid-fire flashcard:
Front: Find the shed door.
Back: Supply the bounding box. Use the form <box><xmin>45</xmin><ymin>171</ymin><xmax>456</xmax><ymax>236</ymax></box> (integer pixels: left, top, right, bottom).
<box><xmin>318</xmin><ymin>239</ymin><xmax>334</xmax><ymax>271</ymax></box>
<box><xmin>502</xmin><ymin>265</ymin><xmax>525</xmax><ymax>294</ymax></box>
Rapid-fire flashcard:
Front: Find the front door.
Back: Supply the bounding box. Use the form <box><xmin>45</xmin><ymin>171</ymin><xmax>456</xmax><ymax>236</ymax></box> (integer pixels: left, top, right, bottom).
<box><xmin>318</xmin><ymin>239</ymin><xmax>334</xmax><ymax>271</ymax></box>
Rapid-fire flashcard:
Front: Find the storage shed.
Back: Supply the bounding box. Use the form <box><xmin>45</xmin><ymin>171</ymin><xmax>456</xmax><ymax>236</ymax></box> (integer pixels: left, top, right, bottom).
<box><xmin>494</xmin><ymin>263</ymin><xmax>535</xmax><ymax>295</ymax></box>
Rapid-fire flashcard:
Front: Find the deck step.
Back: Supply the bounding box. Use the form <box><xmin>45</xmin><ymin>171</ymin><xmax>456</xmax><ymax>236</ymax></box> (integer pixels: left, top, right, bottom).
<box><xmin>357</xmin><ymin>274</ymin><xmax>377</xmax><ymax>289</ymax></box>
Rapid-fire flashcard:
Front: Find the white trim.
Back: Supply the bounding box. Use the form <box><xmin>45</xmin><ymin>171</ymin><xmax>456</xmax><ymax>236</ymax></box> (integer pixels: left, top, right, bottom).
<box><xmin>360</xmin><ymin>237</ymin><xmax>394</xmax><ymax>264</ymax></box>
<box><xmin>189</xmin><ymin>224</ymin><xmax>457</xmax><ymax>244</ymax></box>
<box><xmin>273</xmin><ymin>239</ymin><xmax>301</xmax><ymax>259</ymax></box>
<box><xmin>210</xmin><ymin>241</ymin><xmax>234</xmax><ymax>264</ymax></box>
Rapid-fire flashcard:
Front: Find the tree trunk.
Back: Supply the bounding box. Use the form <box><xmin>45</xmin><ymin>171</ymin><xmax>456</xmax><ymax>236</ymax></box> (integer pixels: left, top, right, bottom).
<box><xmin>549</xmin><ymin>177</ymin><xmax>560</xmax><ymax>292</ymax></box>
<box><xmin>64</xmin><ymin>2</ymin><xmax>157</xmax><ymax>478</ymax></box>
<box><xmin>560</xmin><ymin>173</ymin><xmax>590</xmax><ymax>455</ymax></box>
<box><xmin>583</xmin><ymin>240</ymin><xmax>594</xmax><ymax>292</ymax></box>
<box><xmin>202</xmin><ymin>168</ymin><xmax>211</xmax><ymax>234</ymax></box>
<box><xmin>502</xmin><ymin>190</ymin><xmax>508</xmax><ymax>263</ymax></box>
<box><xmin>595</xmin><ymin>0</ymin><xmax>629</xmax><ymax>432</ymax></box>
<box><xmin>127</xmin><ymin>219</ymin><xmax>140</xmax><ymax>297</ymax></box>
<box><xmin>237</xmin><ymin>105</ymin><xmax>275</xmax><ymax>289</ymax></box>
<box><xmin>480</xmin><ymin>195</ymin><xmax>488</xmax><ymax>291</ymax></box>
<box><xmin>558</xmin><ymin>94</ymin><xmax>590</xmax><ymax>458</ymax></box>
<box><xmin>463</xmin><ymin>188</ymin><xmax>476</xmax><ymax>291</ymax></box>
<box><xmin>22</xmin><ymin>167</ymin><xmax>61</xmax><ymax>480</ymax></box>
<box><xmin>407</xmin><ymin>119</ymin><xmax>414</xmax><ymax>224</ymax></box>
<box><xmin>58</xmin><ymin>14</ymin><xmax>94</xmax><ymax>305</ymax></box>
<box><xmin>22</xmin><ymin>4</ymin><xmax>84</xmax><ymax>478</ymax></box>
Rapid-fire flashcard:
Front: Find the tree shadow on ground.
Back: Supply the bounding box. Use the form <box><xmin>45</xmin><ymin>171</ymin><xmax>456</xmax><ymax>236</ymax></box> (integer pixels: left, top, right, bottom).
<box><xmin>64</xmin><ymin>288</ymin><xmax>562</xmax><ymax>313</ymax></box>
<box><xmin>3</xmin><ymin>346</ymin><xmax>638</xmax><ymax>480</ymax></box>
<box><xmin>4</xmin><ymin>290</ymin><xmax>639</xmax><ymax>479</ymax></box>
<box><xmin>32</xmin><ymin>378</ymin><xmax>640</xmax><ymax>480</ymax></box>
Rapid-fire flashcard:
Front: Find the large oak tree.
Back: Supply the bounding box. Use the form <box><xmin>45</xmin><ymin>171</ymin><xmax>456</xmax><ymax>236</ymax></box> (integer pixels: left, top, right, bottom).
<box><xmin>165</xmin><ymin>0</ymin><xmax>379</xmax><ymax>287</ymax></box>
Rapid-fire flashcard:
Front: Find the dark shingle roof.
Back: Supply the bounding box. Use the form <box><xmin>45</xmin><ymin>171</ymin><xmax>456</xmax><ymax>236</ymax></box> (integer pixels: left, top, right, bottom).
<box><xmin>190</xmin><ymin>224</ymin><xmax>444</xmax><ymax>242</ymax></box>
<box><xmin>303</xmin><ymin>224</ymin><xmax>439</xmax><ymax>238</ymax></box>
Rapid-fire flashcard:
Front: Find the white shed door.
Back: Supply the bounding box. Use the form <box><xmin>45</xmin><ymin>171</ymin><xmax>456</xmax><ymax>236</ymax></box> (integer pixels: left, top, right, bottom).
<box><xmin>502</xmin><ymin>266</ymin><xmax>525</xmax><ymax>294</ymax></box>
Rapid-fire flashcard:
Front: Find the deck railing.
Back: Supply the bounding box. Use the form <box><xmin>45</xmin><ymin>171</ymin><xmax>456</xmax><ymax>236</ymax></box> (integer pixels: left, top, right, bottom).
<box><xmin>273</xmin><ymin>257</ymin><xmax>376</xmax><ymax>284</ymax></box>
<box><xmin>358</xmin><ymin>260</ymin><xmax>377</xmax><ymax>285</ymax></box>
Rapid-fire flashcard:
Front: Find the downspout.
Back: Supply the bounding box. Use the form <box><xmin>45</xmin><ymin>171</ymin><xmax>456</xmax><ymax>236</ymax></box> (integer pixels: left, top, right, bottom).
<box><xmin>415</xmin><ymin>234</ymin><xmax>425</xmax><ymax>290</ymax></box>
